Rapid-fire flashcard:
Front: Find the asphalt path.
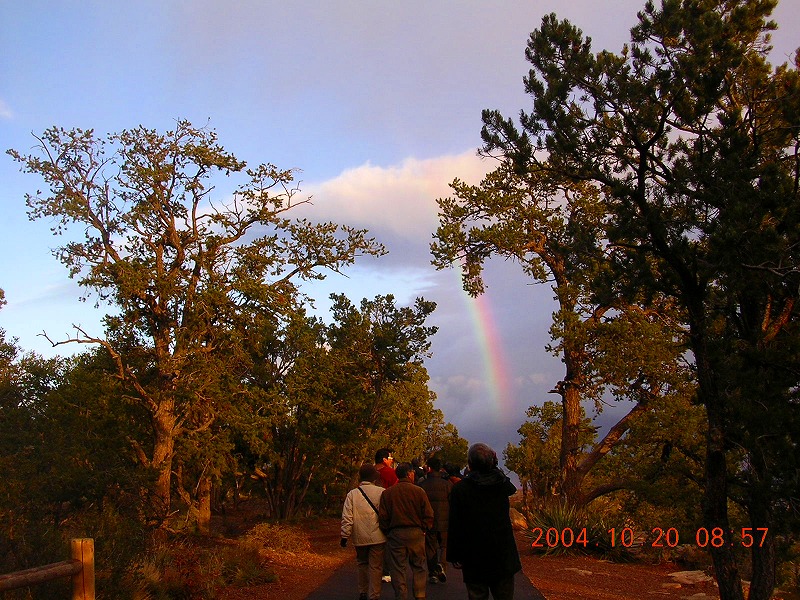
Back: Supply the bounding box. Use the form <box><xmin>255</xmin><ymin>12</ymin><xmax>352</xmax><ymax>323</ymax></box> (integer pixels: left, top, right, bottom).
<box><xmin>305</xmin><ymin>561</ymin><xmax>546</xmax><ymax>599</ymax></box>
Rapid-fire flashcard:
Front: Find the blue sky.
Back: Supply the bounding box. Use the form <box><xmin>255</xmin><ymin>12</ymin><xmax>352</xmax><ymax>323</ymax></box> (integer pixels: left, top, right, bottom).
<box><xmin>2</xmin><ymin>1</ymin><xmax>798</xmax><ymax>462</ymax></box>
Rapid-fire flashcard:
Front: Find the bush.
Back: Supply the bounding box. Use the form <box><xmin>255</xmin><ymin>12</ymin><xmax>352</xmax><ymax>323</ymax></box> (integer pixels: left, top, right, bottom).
<box><xmin>128</xmin><ymin>536</ymin><xmax>276</xmax><ymax>599</ymax></box>
<box><xmin>218</xmin><ymin>542</ymin><xmax>278</xmax><ymax>587</ymax></box>
<box><xmin>243</xmin><ymin>522</ymin><xmax>310</xmax><ymax>553</ymax></box>
<box><xmin>523</xmin><ymin>500</ymin><xmax>632</xmax><ymax>559</ymax></box>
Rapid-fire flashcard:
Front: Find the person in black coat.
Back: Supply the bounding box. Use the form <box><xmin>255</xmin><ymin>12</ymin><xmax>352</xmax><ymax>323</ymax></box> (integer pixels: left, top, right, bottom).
<box><xmin>446</xmin><ymin>443</ymin><xmax>521</xmax><ymax>600</ymax></box>
<box><xmin>419</xmin><ymin>456</ymin><xmax>452</xmax><ymax>583</ymax></box>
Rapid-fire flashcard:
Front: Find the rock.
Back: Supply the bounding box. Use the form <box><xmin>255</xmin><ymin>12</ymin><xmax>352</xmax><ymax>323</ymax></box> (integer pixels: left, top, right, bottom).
<box><xmin>668</xmin><ymin>570</ymin><xmax>713</xmax><ymax>585</ymax></box>
<box><xmin>509</xmin><ymin>507</ymin><xmax>528</xmax><ymax>530</ymax></box>
<box><xmin>562</xmin><ymin>567</ymin><xmax>593</xmax><ymax>576</ymax></box>
<box><xmin>672</xmin><ymin>544</ymin><xmax>712</xmax><ymax>568</ymax></box>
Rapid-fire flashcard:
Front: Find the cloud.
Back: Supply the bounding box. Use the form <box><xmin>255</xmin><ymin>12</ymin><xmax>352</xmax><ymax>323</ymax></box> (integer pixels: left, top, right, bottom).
<box><xmin>288</xmin><ymin>151</ymin><xmax>563</xmax><ymax>453</ymax></box>
<box><xmin>0</xmin><ymin>99</ymin><xmax>13</xmax><ymax>120</ymax></box>
<box><xmin>516</xmin><ymin>373</ymin><xmax>550</xmax><ymax>387</ymax></box>
<box><xmin>301</xmin><ymin>151</ymin><xmax>491</xmax><ymax>239</ymax></box>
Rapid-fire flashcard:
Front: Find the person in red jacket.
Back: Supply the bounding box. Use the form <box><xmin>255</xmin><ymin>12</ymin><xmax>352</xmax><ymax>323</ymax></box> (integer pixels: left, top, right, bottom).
<box><xmin>375</xmin><ymin>448</ymin><xmax>399</xmax><ymax>488</ymax></box>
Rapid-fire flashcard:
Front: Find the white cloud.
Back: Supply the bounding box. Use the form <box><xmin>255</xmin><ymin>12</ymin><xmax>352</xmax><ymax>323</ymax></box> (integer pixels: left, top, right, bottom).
<box><xmin>0</xmin><ymin>99</ymin><xmax>13</xmax><ymax>119</ymax></box>
<box><xmin>301</xmin><ymin>151</ymin><xmax>491</xmax><ymax>239</ymax></box>
<box><xmin>516</xmin><ymin>373</ymin><xmax>549</xmax><ymax>387</ymax></box>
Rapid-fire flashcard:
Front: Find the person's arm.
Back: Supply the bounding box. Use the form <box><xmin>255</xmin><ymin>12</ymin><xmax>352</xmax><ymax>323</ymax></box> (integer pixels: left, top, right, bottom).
<box><xmin>378</xmin><ymin>491</ymin><xmax>390</xmax><ymax>532</ymax></box>
<box><xmin>341</xmin><ymin>490</ymin><xmax>354</xmax><ymax>545</ymax></box>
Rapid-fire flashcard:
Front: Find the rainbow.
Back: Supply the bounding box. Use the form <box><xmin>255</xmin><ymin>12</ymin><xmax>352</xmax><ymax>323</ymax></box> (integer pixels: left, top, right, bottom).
<box><xmin>459</xmin><ymin>283</ymin><xmax>514</xmax><ymax>421</ymax></box>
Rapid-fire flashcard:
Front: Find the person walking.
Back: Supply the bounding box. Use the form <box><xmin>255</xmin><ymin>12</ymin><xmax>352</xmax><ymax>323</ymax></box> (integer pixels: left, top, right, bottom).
<box><xmin>447</xmin><ymin>443</ymin><xmax>522</xmax><ymax>600</ymax></box>
<box><xmin>378</xmin><ymin>462</ymin><xmax>434</xmax><ymax>600</ymax></box>
<box><xmin>445</xmin><ymin>463</ymin><xmax>463</xmax><ymax>485</ymax></box>
<box><xmin>419</xmin><ymin>456</ymin><xmax>452</xmax><ymax>584</ymax></box>
<box><xmin>375</xmin><ymin>447</ymin><xmax>399</xmax><ymax>488</ymax></box>
<box><xmin>375</xmin><ymin>447</ymin><xmax>399</xmax><ymax>583</ymax></box>
<box><xmin>412</xmin><ymin>457</ymin><xmax>426</xmax><ymax>483</ymax></box>
<box><xmin>341</xmin><ymin>463</ymin><xmax>387</xmax><ymax>600</ymax></box>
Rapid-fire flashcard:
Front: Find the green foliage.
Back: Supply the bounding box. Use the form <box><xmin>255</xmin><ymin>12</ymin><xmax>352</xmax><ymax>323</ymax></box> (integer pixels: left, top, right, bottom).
<box><xmin>0</xmin><ymin>115</ymin><xmax>458</xmax><ymax>594</ymax></box>
<box><xmin>231</xmin><ymin>293</ymin><xmax>441</xmax><ymax>519</ymax></box>
<box><xmin>0</xmin><ymin>337</ymin><xmax>152</xmax><ymax>583</ymax></box>
<box><xmin>424</xmin><ymin>412</ymin><xmax>469</xmax><ymax>468</ymax></box>
<box><xmin>505</xmin><ymin>401</ymin><xmax>591</xmax><ymax>499</ymax></box>
<box><xmin>8</xmin><ymin>120</ymin><xmax>386</xmax><ymax>523</ymax></box>
<box><xmin>322</xmin><ymin>293</ymin><xmax>441</xmax><ymax>466</ymax></box>
<box><xmin>433</xmin><ymin>152</ymin><xmax>690</xmax><ymax>508</ymax></box>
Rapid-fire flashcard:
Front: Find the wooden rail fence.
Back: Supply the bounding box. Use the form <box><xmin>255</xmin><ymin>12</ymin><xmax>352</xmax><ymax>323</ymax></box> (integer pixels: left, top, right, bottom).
<box><xmin>0</xmin><ymin>538</ymin><xmax>94</xmax><ymax>599</ymax></box>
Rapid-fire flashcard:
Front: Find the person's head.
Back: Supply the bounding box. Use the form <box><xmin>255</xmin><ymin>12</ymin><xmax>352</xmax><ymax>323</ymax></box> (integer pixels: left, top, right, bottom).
<box><xmin>375</xmin><ymin>448</ymin><xmax>394</xmax><ymax>468</ymax></box>
<box><xmin>395</xmin><ymin>462</ymin><xmax>415</xmax><ymax>481</ymax></box>
<box><xmin>467</xmin><ymin>443</ymin><xmax>498</xmax><ymax>473</ymax></box>
<box><xmin>427</xmin><ymin>456</ymin><xmax>442</xmax><ymax>473</ymax></box>
<box><xmin>358</xmin><ymin>463</ymin><xmax>380</xmax><ymax>484</ymax></box>
<box><xmin>445</xmin><ymin>463</ymin><xmax>462</xmax><ymax>478</ymax></box>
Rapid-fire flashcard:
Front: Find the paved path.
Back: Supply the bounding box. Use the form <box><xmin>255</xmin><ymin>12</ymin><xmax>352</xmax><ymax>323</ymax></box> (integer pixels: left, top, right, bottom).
<box><xmin>306</xmin><ymin>561</ymin><xmax>546</xmax><ymax>599</ymax></box>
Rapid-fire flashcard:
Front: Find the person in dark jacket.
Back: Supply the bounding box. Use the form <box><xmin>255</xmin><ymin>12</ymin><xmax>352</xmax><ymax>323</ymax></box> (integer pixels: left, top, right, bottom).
<box><xmin>419</xmin><ymin>456</ymin><xmax>452</xmax><ymax>583</ymax></box>
<box><xmin>378</xmin><ymin>462</ymin><xmax>434</xmax><ymax>600</ymax></box>
<box><xmin>447</xmin><ymin>443</ymin><xmax>521</xmax><ymax>600</ymax></box>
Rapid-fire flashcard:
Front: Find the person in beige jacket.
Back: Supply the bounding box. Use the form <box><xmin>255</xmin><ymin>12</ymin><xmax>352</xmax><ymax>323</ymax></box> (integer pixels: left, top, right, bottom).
<box><xmin>341</xmin><ymin>463</ymin><xmax>388</xmax><ymax>600</ymax></box>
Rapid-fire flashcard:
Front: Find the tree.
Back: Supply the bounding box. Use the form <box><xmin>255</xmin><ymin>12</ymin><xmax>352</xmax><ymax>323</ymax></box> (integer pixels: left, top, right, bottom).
<box><xmin>592</xmin><ymin>392</ymin><xmax>708</xmax><ymax>536</ymax></box>
<box><xmin>234</xmin><ymin>293</ymin><xmax>442</xmax><ymax>518</ymax></box>
<box><xmin>423</xmin><ymin>409</ymin><xmax>469</xmax><ymax>468</ymax></box>
<box><xmin>0</xmin><ymin>331</ymin><xmax>153</xmax><ymax>594</ymax></box>
<box><xmin>433</xmin><ymin>164</ymin><xmax>689</xmax><ymax>507</ymax></box>
<box><xmin>325</xmin><ymin>293</ymin><xmax>439</xmax><ymax>464</ymax></box>
<box><xmin>8</xmin><ymin>121</ymin><xmax>385</xmax><ymax>525</ymax></box>
<box><xmin>479</xmin><ymin>2</ymin><xmax>800</xmax><ymax>597</ymax></box>
<box><xmin>504</xmin><ymin>401</ymin><xmax>589</xmax><ymax>505</ymax></box>
<box><xmin>234</xmin><ymin>307</ymin><xmax>344</xmax><ymax>520</ymax></box>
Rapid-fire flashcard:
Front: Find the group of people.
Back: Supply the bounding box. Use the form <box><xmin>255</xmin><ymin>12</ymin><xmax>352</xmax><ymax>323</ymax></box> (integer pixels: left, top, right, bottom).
<box><xmin>340</xmin><ymin>443</ymin><xmax>521</xmax><ymax>600</ymax></box>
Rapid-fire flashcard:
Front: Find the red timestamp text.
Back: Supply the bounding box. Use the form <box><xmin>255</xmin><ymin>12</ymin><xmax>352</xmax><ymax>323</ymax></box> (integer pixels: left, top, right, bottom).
<box><xmin>530</xmin><ymin>526</ymin><xmax>769</xmax><ymax>550</ymax></box>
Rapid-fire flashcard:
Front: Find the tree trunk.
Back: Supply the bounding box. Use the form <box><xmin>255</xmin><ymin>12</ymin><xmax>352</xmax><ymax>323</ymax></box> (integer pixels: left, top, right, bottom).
<box><xmin>152</xmin><ymin>398</ymin><xmax>177</xmax><ymax>524</ymax></box>
<box><xmin>560</xmin><ymin>368</ymin><xmax>584</xmax><ymax>505</ymax></box>
<box><xmin>703</xmin><ymin>428</ymin><xmax>744</xmax><ymax>600</ymax></box>
<box><xmin>747</xmin><ymin>485</ymin><xmax>776</xmax><ymax>600</ymax></box>
<box><xmin>748</xmin><ymin>537</ymin><xmax>776</xmax><ymax>600</ymax></box>
<box><xmin>197</xmin><ymin>476</ymin><xmax>212</xmax><ymax>535</ymax></box>
<box><xmin>692</xmin><ymin>309</ymin><xmax>744</xmax><ymax>600</ymax></box>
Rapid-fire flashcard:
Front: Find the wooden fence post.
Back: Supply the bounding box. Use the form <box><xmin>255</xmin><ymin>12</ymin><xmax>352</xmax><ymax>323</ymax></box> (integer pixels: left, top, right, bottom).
<box><xmin>70</xmin><ymin>538</ymin><xmax>95</xmax><ymax>600</ymax></box>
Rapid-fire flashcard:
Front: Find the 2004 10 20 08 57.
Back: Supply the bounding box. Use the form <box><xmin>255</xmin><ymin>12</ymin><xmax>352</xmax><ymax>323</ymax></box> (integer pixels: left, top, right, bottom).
<box><xmin>529</xmin><ymin>526</ymin><xmax>769</xmax><ymax>549</ymax></box>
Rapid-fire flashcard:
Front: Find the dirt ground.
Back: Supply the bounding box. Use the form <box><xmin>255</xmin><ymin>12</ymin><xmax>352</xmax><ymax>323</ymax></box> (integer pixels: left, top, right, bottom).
<box><xmin>217</xmin><ymin>504</ymin><xmax>797</xmax><ymax>600</ymax></box>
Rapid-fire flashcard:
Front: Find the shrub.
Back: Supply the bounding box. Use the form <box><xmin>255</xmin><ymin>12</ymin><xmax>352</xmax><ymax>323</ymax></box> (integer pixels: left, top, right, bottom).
<box><xmin>127</xmin><ymin>536</ymin><xmax>277</xmax><ymax>599</ymax></box>
<box><xmin>523</xmin><ymin>500</ymin><xmax>632</xmax><ymax>559</ymax></box>
<box><xmin>218</xmin><ymin>543</ymin><xmax>278</xmax><ymax>587</ymax></box>
<box><xmin>243</xmin><ymin>522</ymin><xmax>310</xmax><ymax>553</ymax></box>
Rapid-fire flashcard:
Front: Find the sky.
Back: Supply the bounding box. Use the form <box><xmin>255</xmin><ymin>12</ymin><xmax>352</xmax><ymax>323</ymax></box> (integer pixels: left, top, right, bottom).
<box><xmin>1</xmin><ymin>1</ymin><xmax>799</xmax><ymax>468</ymax></box>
